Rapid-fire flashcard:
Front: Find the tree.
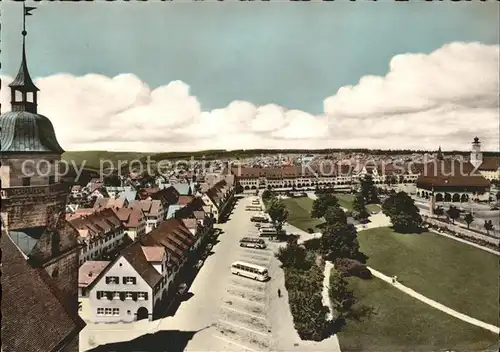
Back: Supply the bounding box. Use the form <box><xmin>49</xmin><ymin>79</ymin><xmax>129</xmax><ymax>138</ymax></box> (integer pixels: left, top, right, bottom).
<box><xmin>496</xmin><ymin>191</ymin><xmax>500</xmax><ymax>201</ymax></box>
<box><xmin>266</xmin><ymin>198</ymin><xmax>288</xmax><ymax>231</ymax></box>
<box><xmin>446</xmin><ymin>205</ymin><xmax>460</xmax><ymax>224</ymax></box>
<box><xmin>103</xmin><ymin>174</ymin><xmax>121</xmax><ymax>187</ymax></box>
<box><xmin>276</xmin><ymin>243</ymin><xmax>313</xmax><ymax>270</ymax></box>
<box><xmin>464</xmin><ymin>213</ymin><xmax>474</xmax><ymax>229</ymax></box>
<box><xmin>261</xmin><ymin>189</ymin><xmax>272</xmax><ymax>200</ymax></box>
<box><xmin>352</xmin><ymin>193</ymin><xmax>370</xmax><ymax>221</ymax></box>
<box><xmin>433</xmin><ymin>206</ymin><xmax>444</xmax><ymax>218</ymax></box>
<box><xmin>234</xmin><ymin>183</ymin><xmax>243</xmax><ymax>194</ymax></box>
<box><xmin>321</xmin><ymin>223</ymin><xmax>365</xmax><ymax>262</ymax></box>
<box><xmin>484</xmin><ymin>220</ymin><xmax>494</xmax><ymax>235</ymax></box>
<box><xmin>382</xmin><ymin>191</ymin><xmax>422</xmax><ymax>233</ymax></box>
<box><xmin>324</xmin><ymin>206</ymin><xmax>348</xmax><ymax>227</ymax></box>
<box><xmin>360</xmin><ymin>175</ymin><xmax>379</xmax><ymax>204</ymax></box>
<box><xmin>311</xmin><ymin>193</ymin><xmax>339</xmax><ymax>218</ymax></box>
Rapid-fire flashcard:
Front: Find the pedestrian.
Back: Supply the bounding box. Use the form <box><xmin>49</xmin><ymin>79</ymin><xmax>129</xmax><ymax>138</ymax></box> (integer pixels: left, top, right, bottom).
<box><xmin>277</xmin><ymin>288</ymin><xmax>282</xmax><ymax>297</ymax></box>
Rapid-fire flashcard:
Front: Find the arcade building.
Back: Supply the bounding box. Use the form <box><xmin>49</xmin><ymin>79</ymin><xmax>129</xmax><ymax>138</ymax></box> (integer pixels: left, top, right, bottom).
<box><xmin>416</xmin><ymin>137</ymin><xmax>492</xmax><ymax>203</ymax></box>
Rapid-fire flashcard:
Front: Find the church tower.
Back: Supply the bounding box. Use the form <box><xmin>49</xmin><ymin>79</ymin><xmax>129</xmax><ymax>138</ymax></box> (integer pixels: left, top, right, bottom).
<box><xmin>0</xmin><ymin>4</ymin><xmax>81</xmax><ymax>315</ymax></box>
<box><xmin>470</xmin><ymin>136</ymin><xmax>483</xmax><ymax>169</ymax></box>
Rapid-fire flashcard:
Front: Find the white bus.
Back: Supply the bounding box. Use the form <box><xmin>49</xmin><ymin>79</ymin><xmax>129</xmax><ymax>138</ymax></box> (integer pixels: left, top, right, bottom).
<box><xmin>239</xmin><ymin>237</ymin><xmax>267</xmax><ymax>249</ymax></box>
<box><xmin>251</xmin><ymin>215</ymin><xmax>268</xmax><ymax>222</ymax></box>
<box><xmin>231</xmin><ymin>261</ymin><xmax>269</xmax><ymax>281</ymax></box>
<box><xmin>259</xmin><ymin>227</ymin><xmax>278</xmax><ymax>236</ymax></box>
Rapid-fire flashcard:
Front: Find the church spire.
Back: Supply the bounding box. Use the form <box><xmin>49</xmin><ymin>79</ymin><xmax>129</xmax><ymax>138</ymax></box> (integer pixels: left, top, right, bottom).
<box><xmin>436</xmin><ymin>145</ymin><xmax>444</xmax><ymax>160</ymax></box>
<box><xmin>9</xmin><ymin>3</ymin><xmax>39</xmax><ymax>113</ymax></box>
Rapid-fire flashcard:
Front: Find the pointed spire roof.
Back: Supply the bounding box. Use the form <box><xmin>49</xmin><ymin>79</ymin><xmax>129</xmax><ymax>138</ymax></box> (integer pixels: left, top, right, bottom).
<box><xmin>436</xmin><ymin>146</ymin><xmax>444</xmax><ymax>160</ymax></box>
<box><xmin>9</xmin><ymin>37</ymin><xmax>39</xmax><ymax>92</ymax></box>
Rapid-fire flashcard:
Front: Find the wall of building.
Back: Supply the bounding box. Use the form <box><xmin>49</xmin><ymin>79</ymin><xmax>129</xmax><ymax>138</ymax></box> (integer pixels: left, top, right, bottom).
<box><xmin>0</xmin><ymin>153</ymin><xmax>61</xmax><ymax>187</ymax></box>
<box><xmin>89</xmin><ymin>257</ymin><xmax>153</xmax><ymax>323</ymax></box>
<box><xmin>44</xmin><ymin>248</ymin><xmax>80</xmax><ymax>313</ymax></box>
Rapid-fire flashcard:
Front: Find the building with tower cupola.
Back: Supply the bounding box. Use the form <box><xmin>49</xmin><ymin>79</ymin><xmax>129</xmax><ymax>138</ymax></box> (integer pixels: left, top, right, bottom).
<box><xmin>1</xmin><ymin>4</ymin><xmax>85</xmax><ymax>352</ymax></box>
<box><xmin>415</xmin><ymin>137</ymin><xmax>492</xmax><ymax>203</ymax></box>
<box><xmin>469</xmin><ymin>137</ymin><xmax>500</xmax><ymax>182</ymax></box>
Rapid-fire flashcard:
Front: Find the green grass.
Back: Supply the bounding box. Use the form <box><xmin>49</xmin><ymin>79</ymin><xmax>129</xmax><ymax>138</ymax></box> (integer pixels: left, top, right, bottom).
<box><xmin>358</xmin><ymin>227</ymin><xmax>499</xmax><ymax>326</ymax></box>
<box><xmin>62</xmin><ymin>151</ymin><xmax>151</xmax><ymax>171</ymax></box>
<box><xmin>338</xmin><ymin>276</ymin><xmax>499</xmax><ymax>352</ymax></box>
<box><xmin>366</xmin><ymin>203</ymin><xmax>381</xmax><ymax>213</ymax></box>
<box><xmin>336</xmin><ymin>193</ymin><xmax>355</xmax><ymax>210</ymax></box>
<box><xmin>336</xmin><ymin>193</ymin><xmax>381</xmax><ymax>214</ymax></box>
<box><xmin>282</xmin><ymin>197</ymin><xmax>325</xmax><ymax>231</ymax></box>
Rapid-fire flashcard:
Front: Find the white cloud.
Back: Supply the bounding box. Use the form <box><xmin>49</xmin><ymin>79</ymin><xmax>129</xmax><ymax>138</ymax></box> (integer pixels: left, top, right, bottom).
<box><xmin>1</xmin><ymin>42</ymin><xmax>498</xmax><ymax>152</ymax></box>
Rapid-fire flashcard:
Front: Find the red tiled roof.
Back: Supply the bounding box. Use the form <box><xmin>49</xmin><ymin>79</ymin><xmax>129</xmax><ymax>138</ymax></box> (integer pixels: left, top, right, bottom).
<box><xmin>141</xmin><ymin>246</ymin><xmax>165</xmax><ymax>262</ymax></box>
<box><xmin>140</xmin><ymin>218</ymin><xmax>195</xmax><ymax>262</ymax></box>
<box><xmin>478</xmin><ymin>156</ymin><xmax>500</xmax><ymax>171</ymax></box>
<box><xmin>111</xmin><ymin>207</ymin><xmax>144</xmax><ymax>228</ymax></box>
<box><xmin>416</xmin><ymin>160</ymin><xmax>490</xmax><ymax>188</ymax></box>
<box><xmin>121</xmin><ymin>242</ymin><xmax>162</xmax><ymax>288</ymax></box>
<box><xmin>177</xmin><ymin>195</ymin><xmax>195</xmax><ymax>206</ymax></box>
<box><xmin>79</xmin><ymin>261</ymin><xmax>110</xmax><ymax>288</ymax></box>
<box><xmin>1</xmin><ymin>231</ymin><xmax>85</xmax><ymax>352</ymax></box>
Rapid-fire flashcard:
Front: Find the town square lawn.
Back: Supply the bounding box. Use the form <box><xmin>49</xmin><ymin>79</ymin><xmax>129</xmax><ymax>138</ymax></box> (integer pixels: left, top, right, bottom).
<box><xmin>357</xmin><ymin>227</ymin><xmax>499</xmax><ymax>326</ymax></box>
<box><xmin>335</xmin><ymin>193</ymin><xmax>381</xmax><ymax>213</ymax></box>
<box><xmin>282</xmin><ymin>197</ymin><xmax>324</xmax><ymax>231</ymax></box>
<box><xmin>338</xmin><ymin>276</ymin><xmax>499</xmax><ymax>352</ymax></box>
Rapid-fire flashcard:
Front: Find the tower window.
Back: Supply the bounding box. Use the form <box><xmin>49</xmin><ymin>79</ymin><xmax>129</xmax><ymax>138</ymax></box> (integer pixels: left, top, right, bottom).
<box><xmin>15</xmin><ymin>90</ymin><xmax>23</xmax><ymax>101</ymax></box>
<box><xmin>26</xmin><ymin>92</ymin><xmax>34</xmax><ymax>103</ymax></box>
<box><xmin>22</xmin><ymin>177</ymin><xmax>31</xmax><ymax>186</ymax></box>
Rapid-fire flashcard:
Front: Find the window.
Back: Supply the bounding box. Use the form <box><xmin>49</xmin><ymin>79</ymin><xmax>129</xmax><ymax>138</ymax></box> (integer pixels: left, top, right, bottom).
<box><xmin>22</xmin><ymin>177</ymin><xmax>31</xmax><ymax>186</ymax></box>
<box><xmin>138</xmin><ymin>292</ymin><xmax>146</xmax><ymax>300</ymax></box>
<box><xmin>48</xmin><ymin>175</ymin><xmax>55</xmax><ymax>185</ymax></box>
<box><xmin>123</xmin><ymin>276</ymin><xmax>136</xmax><ymax>285</ymax></box>
<box><xmin>113</xmin><ymin>291</ymin><xmax>120</xmax><ymax>300</ymax></box>
<box><xmin>112</xmin><ymin>308</ymin><xmax>120</xmax><ymax>316</ymax></box>
<box><xmin>125</xmin><ymin>292</ymin><xmax>133</xmax><ymax>300</ymax></box>
<box><xmin>97</xmin><ymin>308</ymin><xmax>104</xmax><ymax>316</ymax></box>
<box><xmin>105</xmin><ymin>308</ymin><xmax>112</xmax><ymax>316</ymax></box>
<box><xmin>26</xmin><ymin>92</ymin><xmax>34</xmax><ymax>103</ymax></box>
<box><xmin>105</xmin><ymin>276</ymin><xmax>119</xmax><ymax>284</ymax></box>
<box><xmin>51</xmin><ymin>267</ymin><xmax>59</xmax><ymax>278</ymax></box>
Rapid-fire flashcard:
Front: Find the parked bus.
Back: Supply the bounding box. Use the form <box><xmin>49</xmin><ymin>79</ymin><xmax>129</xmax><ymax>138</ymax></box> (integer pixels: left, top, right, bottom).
<box><xmin>231</xmin><ymin>261</ymin><xmax>269</xmax><ymax>281</ymax></box>
<box><xmin>251</xmin><ymin>215</ymin><xmax>268</xmax><ymax>222</ymax></box>
<box><xmin>259</xmin><ymin>227</ymin><xmax>278</xmax><ymax>236</ymax></box>
<box><xmin>246</xmin><ymin>205</ymin><xmax>262</xmax><ymax>211</ymax></box>
<box><xmin>239</xmin><ymin>237</ymin><xmax>267</xmax><ymax>249</ymax></box>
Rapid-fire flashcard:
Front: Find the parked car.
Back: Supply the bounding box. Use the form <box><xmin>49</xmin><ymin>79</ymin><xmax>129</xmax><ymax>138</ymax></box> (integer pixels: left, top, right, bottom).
<box><xmin>177</xmin><ymin>283</ymin><xmax>188</xmax><ymax>295</ymax></box>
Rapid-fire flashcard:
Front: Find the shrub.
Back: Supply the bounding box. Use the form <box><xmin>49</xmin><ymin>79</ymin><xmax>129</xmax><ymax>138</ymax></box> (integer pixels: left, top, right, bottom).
<box><xmin>334</xmin><ymin>258</ymin><xmax>372</xmax><ymax>280</ymax></box>
<box><xmin>303</xmin><ymin>237</ymin><xmax>322</xmax><ymax>251</ymax></box>
<box><xmin>285</xmin><ymin>265</ymin><xmax>332</xmax><ymax>341</ymax></box>
<box><xmin>307</xmin><ymin>227</ymin><xmax>314</xmax><ymax>234</ymax></box>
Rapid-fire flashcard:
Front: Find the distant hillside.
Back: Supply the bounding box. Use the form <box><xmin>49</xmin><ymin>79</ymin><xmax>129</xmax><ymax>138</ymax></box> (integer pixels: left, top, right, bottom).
<box><xmin>62</xmin><ymin>151</ymin><xmax>151</xmax><ymax>171</ymax></box>
<box><xmin>63</xmin><ymin>149</ymin><xmax>500</xmax><ymax>172</ymax></box>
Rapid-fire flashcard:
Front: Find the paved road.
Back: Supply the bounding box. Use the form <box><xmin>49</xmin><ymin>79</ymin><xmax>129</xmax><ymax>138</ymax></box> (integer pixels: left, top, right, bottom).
<box><xmin>369</xmin><ymin>267</ymin><xmax>500</xmax><ymax>334</ymax></box>
<box><xmin>414</xmin><ymin>200</ymin><xmax>500</xmax><ymax>237</ymax></box>
<box><xmin>81</xmin><ymin>195</ymin><xmax>343</xmax><ymax>351</ymax></box>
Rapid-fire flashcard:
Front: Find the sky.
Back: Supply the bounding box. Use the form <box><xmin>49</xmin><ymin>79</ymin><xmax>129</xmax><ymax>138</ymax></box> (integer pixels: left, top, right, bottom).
<box><xmin>1</xmin><ymin>0</ymin><xmax>499</xmax><ymax>152</ymax></box>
